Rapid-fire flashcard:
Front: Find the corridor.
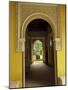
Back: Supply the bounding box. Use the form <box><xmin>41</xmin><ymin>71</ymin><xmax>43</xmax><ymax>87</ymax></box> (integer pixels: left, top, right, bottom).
<box><xmin>25</xmin><ymin>19</ymin><xmax>55</xmax><ymax>87</ymax></box>
<box><xmin>25</xmin><ymin>62</ymin><xmax>55</xmax><ymax>87</ymax></box>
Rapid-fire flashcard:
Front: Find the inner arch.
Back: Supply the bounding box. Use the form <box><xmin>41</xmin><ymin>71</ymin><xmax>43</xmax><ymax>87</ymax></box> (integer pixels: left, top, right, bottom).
<box><xmin>21</xmin><ymin>13</ymin><xmax>56</xmax><ymax>38</ymax></box>
<box><xmin>25</xmin><ymin>18</ymin><xmax>55</xmax><ymax>87</ymax></box>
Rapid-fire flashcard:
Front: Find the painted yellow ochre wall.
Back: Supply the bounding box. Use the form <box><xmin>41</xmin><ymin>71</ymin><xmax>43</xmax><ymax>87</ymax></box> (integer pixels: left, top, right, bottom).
<box><xmin>9</xmin><ymin>2</ymin><xmax>22</xmax><ymax>87</ymax></box>
<box><xmin>9</xmin><ymin>2</ymin><xmax>66</xmax><ymax>87</ymax></box>
<box><xmin>57</xmin><ymin>6</ymin><xmax>66</xmax><ymax>80</ymax></box>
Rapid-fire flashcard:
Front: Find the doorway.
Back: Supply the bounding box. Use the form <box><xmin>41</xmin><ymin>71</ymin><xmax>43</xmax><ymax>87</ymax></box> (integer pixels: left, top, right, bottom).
<box><xmin>31</xmin><ymin>38</ymin><xmax>45</xmax><ymax>64</ymax></box>
<box><xmin>25</xmin><ymin>19</ymin><xmax>56</xmax><ymax>87</ymax></box>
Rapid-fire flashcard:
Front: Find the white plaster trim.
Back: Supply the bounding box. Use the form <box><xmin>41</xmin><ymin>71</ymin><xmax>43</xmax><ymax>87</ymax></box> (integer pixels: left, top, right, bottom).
<box><xmin>18</xmin><ymin>2</ymin><xmax>21</xmax><ymax>39</ymax></box>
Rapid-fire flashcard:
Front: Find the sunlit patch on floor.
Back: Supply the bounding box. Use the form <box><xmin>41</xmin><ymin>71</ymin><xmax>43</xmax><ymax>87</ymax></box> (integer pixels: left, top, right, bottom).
<box><xmin>32</xmin><ymin>61</ymin><xmax>43</xmax><ymax>64</ymax></box>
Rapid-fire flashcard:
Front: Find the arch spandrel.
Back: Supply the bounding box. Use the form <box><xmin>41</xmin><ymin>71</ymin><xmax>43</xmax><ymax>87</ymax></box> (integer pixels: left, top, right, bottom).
<box><xmin>17</xmin><ymin>13</ymin><xmax>58</xmax><ymax>51</ymax></box>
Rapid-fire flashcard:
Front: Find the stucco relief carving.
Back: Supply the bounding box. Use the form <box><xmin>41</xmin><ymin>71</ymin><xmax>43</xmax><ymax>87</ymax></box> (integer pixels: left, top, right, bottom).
<box><xmin>16</xmin><ymin>39</ymin><xmax>25</xmax><ymax>51</ymax></box>
<box><xmin>16</xmin><ymin>3</ymin><xmax>61</xmax><ymax>51</ymax></box>
<box><xmin>55</xmin><ymin>38</ymin><xmax>61</xmax><ymax>50</ymax></box>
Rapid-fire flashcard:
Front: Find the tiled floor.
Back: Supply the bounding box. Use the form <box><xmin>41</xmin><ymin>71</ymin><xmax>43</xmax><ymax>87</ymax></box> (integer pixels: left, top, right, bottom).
<box><xmin>25</xmin><ymin>62</ymin><xmax>55</xmax><ymax>87</ymax></box>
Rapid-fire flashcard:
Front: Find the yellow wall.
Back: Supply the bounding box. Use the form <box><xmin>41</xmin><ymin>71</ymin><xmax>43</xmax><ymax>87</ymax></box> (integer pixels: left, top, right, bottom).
<box><xmin>9</xmin><ymin>2</ymin><xmax>22</xmax><ymax>87</ymax></box>
<box><xmin>57</xmin><ymin>5</ymin><xmax>66</xmax><ymax>79</ymax></box>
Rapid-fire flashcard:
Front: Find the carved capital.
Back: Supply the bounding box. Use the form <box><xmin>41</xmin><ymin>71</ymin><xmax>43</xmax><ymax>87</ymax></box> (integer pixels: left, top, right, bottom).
<box><xmin>55</xmin><ymin>38</ymin><xmax>61</xmax><ymax>50</ymax></box>
<box><xmin>16</xmin><ymin>38</ymin><xmax>25</xmax><ymax>52</ymax></box>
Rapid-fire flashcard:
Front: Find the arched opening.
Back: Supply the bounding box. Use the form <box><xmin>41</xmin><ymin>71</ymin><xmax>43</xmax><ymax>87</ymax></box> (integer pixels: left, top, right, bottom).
<box><xmin>25</xmin><ymin>19</ymin><xmax>56</xmax><ymax>87</ymax></box>
<box><xmin>32</xmin><ymin>40</ymin><xmax>43</xmax><ymax>64</ymax></box>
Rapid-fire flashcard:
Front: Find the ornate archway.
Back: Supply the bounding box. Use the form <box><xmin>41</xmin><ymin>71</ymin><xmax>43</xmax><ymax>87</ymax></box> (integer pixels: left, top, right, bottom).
<box><xmin>21</xmin><ymin>13</ymin><xmax>57</xmax><ymax>38</ymax></box>
<box><xmin>18</xmin><ymin>13</ymin><xmax>57</xmax><ymax>87</ymax></box>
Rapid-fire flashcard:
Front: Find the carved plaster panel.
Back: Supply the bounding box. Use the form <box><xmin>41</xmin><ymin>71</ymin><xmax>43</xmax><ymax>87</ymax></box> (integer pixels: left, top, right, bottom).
<box><xmin>16</xmin><ymin>2</ymin><xmax>62</xmax><ymax>51</ymax></box>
